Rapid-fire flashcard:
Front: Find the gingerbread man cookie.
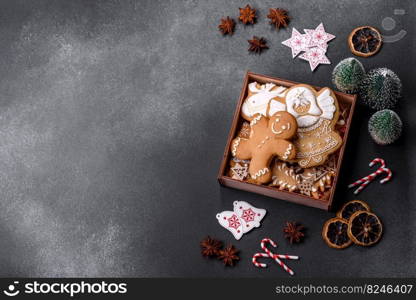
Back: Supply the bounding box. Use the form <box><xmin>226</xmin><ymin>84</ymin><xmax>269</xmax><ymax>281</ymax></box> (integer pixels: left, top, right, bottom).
<box><xmin>241</xmin><ymin>82</ymin><xmax>287</xmax><ymax>121</ymax></box>
<box><xmin>270</xmin><ymin>84</ymin><xmax>342</xmax><ymax>168</ymax></box>
<box><xmin>230</xmin><ymin>112</ymin><xmax>297</xmax><ymax>184</ymax></box>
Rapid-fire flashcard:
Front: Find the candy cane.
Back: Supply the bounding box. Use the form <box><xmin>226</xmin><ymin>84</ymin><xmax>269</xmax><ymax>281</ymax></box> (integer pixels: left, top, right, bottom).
<box><xmin>261</xmin><ymin>239</ymin><xmax>295</xmax><ymax>276</ymax></box>
<box><xmin>380</xmin><ymin>167</ymin><xmax>392</xmax><ymax>184</ymax></box>
<box><xmin>348</xmin><ymin>158</ymin><xmax>385</xmax><ymax>188</ymax></box>
<box><xmin>349</xmin><ymin>167</ymin><xmax>386</xmax><ymax>194</ymax></box>
<box><xmin>252</xmin><ymin>238</ymin><xmax>299</xmax><ymax>276</ymax></box>
<box><xmin>348</xmin><ymin>158</ymin><xmax>392</xmax><ymax>194</ymax></box>
<box><xmin>369</xmin><ymin>158</ymin><xmax>385</xmax><ymax>168</ymax></box>
<box><xmin>252</xmin><ymin>251</ymin><xmax>298</xmax><ymax>263</ymax></box>
<box><xmin>260</xmin><ymin>238</ymin><xmax>298</xmax><ymax>259</ymax></box>
<box><xmin>252</xmin><ymin>253</ymin><xmax>269</xmax><ymax>268</ymax></box>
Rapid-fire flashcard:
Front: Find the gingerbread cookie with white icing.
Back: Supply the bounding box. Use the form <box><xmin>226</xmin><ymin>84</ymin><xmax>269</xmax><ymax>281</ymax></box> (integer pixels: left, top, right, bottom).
<box><xmin>300</xmin><ymin>167</ymin><xmax>336</xmax><ymax>199</ymax></box>
<box><xmin>228</xmin><ymin>158</ymin><xmax>250</xmax><ymax>181</ymax></box>
<box><xmin>269</xmin><ymin>158</ymin><xmax>336</xmax><ymax>199</ymax></box>
<box><xmin>230</xmin><ymin>112</ymin><xmax>297</xmax><ymax>184</ymax></box>
<box><xmin>237</xmin><ymin>122</ymin><xmax>251</xmax><ymax>139</ymax></box>
<box><xmin>270</xmin><ymin>84</ymin><xmax>342</xmax><ymax>168</ymax></box>
<box><xmin>241</xmin><ymin>82</ymin><xmax>287</xmax><ymax>121</ymax></box>
<box><xmin>270</xmin><ymin>161</ymin><xmax>301</xmax><ymax>192</ymax></box>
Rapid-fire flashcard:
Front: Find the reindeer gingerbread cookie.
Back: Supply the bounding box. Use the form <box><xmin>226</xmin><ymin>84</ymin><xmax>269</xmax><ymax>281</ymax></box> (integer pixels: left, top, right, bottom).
<box><xmin>269</xmin><ymin>84</ymin><xmax>342</xmax><ymax>168</ymax></box>
<box><xmin>230</xmin><ymin>112</ymin><xmax>297</xmax><ymax>184</ymax></box>
<box><xmin>241</xmin><ymin>82</ymin><xmax>287</xmax><ymax>121</ymax></box>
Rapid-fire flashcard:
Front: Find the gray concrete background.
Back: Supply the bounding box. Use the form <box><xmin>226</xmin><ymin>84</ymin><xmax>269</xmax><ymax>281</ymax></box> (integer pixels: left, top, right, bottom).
<box><xmin>0</xmin><ymin>0</ymin><xmax>414</xmax><ymax>277</ymax></box>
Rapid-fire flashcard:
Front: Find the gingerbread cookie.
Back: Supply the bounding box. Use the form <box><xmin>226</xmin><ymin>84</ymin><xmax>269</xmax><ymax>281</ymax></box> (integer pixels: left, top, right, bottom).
<box><xmin>237</xmin><ymin>122</ymin><xmax>251</xmax><ymax>139</ymax></box>
<box><xmin>300</xmin><ymin>169</ymin><xmax>335</xmax><ymax>199</ymax></box>
<box><xmin>269</xmin><ymin>84</ymin><xmax>342</xmax><ymax>168</ymax></box>
<box><xmin>230</xmin><ymin>112</ymin><xmax>297</xmax><ymax>184</ymax></box>
<box><xmin>298</xmin><ymin>155</ymin><xmax>337</xmax><ymax>198</ymax></box>
<box><xmin>228</xmin><ymin>158</ymin><xmax>250</xmax><ymax>180</ymax></box>
<box><xmin>270</xmin><ymin>161</ymin><xmax>301</xmax><ymax>192</ymax></box>
<box><xmin>241</xmin><ymin>82</ymin><xmax>287</xmax><ymax>121</ymax></box>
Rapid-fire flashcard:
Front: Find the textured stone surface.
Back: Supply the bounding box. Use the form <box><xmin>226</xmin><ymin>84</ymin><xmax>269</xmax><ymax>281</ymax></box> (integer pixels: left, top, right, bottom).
<box><xmin>0</xmin><ymin>0</ymin><xmax>414</xmax><ymax>277</ymax></box>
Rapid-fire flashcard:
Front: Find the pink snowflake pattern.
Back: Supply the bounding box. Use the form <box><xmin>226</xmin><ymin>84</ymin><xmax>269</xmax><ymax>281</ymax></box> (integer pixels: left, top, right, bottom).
<box><xmin>305</xmin><ymin>23</ymin><xmax>335</xmax><ymax>50</ymax></box>
<box><xmin>299</xmin><ymin>47</ymin><xmax>330</xmax><ymax>71</ymax></box>
<box><xmin>281</xmin><ymin>28</ymin><xmax>310</xmax><ymax>58</ymax></box>
<box><xmin>227</xmin><ymin>214</ymin><xmax>241</xmax><ymax>229</ymax></box>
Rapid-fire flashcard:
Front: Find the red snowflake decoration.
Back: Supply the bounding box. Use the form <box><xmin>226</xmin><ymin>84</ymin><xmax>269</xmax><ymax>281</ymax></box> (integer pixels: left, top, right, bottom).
<box><xmin>227</xmin><ymin>214</ymin><xmax>241</xmax><ymax>229</ymax></box>
<box><xmin>241</xmin><ymin>208</ymin><xmax>256</xmax><ymax>222</ymax></box>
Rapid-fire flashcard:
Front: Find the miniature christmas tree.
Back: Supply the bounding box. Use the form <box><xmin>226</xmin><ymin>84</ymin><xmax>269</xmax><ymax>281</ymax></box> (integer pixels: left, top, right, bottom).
<box><xmin>368</xmin><ymin>109</ymin><xmax>402</xmax><ymax>145</ymax></box>
<box><xmin>359</xmin><ymin>68</ymin><xmax>402</xmax><ymax>110</ymax></box>
<box><xmin>332</xmin><ymin>57</ymin><xmax>365</xmax><ymax>93</ymax></box>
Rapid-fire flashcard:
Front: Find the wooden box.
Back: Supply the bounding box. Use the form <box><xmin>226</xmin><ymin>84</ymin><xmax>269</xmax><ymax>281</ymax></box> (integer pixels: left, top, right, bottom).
<box><xmin>217</xmin><ymin>72</ymin><xmax>357</xmax><ymax>210</ymax></box>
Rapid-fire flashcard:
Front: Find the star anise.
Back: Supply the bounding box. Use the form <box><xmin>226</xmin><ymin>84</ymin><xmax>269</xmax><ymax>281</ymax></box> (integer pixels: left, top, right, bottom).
<box><xmin>239</xmin><ymin>4</ymin><xmax>256</xmax><ymax>25</ymax></box>
<box><xmin>267</xmin><ymin>8</ymin><xmax>290</xmax><ymax>30</ymax></box>
<box><xmin>248</xmin><ymin>36</ymin><xmax>268</xmax><ymax>54</ymax></box>
<box><xmin>218</xmin><ymin>16</ymin><xmax>235</xmax><ymax>35</ymax></box>
<box><xmin>283</xmin><ymin>221</ymin><xmax>305</xmax><ymax>244</ymax></box>
<box><xmin>200</xmin><ymin>236</ymin><xmax>223</xmax><ymax>257</ymax></box>
<box><xmin>217</xmin><ymin>244</ymin><xmax>239</xmax><ymax>266</ymax></box>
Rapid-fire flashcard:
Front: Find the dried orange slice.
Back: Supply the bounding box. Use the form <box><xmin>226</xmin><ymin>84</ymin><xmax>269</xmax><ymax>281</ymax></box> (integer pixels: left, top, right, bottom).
<box><xmin>322</xmin><ymin>218</ymin><xmax>352</xmax><ymax>249</ymax></box>
<box><xmin>348</xmin><ymin>26</ymin><xmax>382</xmax><ymax>57</ymax></box>
<box><xmin>337</xmin><ymin>200</ymin><xmax>370</xmax><ymax>220</ymax></box>
<box><xmin>348</xmin><ymin>211</ymin><xmax>383</xmax><ymax>246</ymax></box>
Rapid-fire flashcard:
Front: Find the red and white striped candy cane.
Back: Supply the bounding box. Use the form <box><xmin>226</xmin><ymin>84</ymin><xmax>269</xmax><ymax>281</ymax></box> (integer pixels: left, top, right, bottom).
<box><xmin>251</xmin><ymin>238</ymin><xmax>298</xmax><ymax>276</ymax></box>
<box><xmin>350</xmin><ymin>167</ymin><xmax>386</xmax><ymax>194</ymax></box>
<box><xmin>252</xmin><ymin>252</ymin><xmax>298</xmax><ymax>268</ymax></box>
<box><xmin>252</xmin><ymin>253</ymin><xmax>269</xmax><ymax>268</ymax></box>
<box><xmin>260</xmin><ymin>238</ymin><xmax>298</xmax><ymax>259</ymax></box>
<box><xmin>274</xmin><ymin>254</ymin><xmax>299</xmax><ymax>260</ymax></box>
<box><xmin>380</xmin><ymin>167</ymin><xmax>392</xmax><ymax>184</ymax></box>
<box><xmin>261</xmin><ymin>238</ymin><xmax>295</xmax><ymax>276</ymax></box>
<box><xmin>369</xmin><ymin>158</ymin><xmax>385</xmax><ymax>168</ymax></box>
<box><xmin>348</xmin><ymin>158</ymin><xmax>392</xmax><ymax>194</ymax></box>
<box><xmin>348</xmin><ymin>158</ymin><xmax>385</xmax><ymax>188</ymax></box>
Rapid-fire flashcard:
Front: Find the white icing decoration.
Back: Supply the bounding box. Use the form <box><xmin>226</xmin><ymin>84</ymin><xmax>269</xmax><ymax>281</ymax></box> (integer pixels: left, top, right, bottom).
<box><xmin>271</xmin><ymin>121</ymin><xmax>291</xmax><ymax>136</ymax></box>
<box><xmin>296</xmin><ymin>115</ymin><xmax>321</xmax><ymax>128</ymax></box>
<box><xmin>232</xmin><ymin>157</ymin><xmax>250</xmax><ymax>164</ymax></box>
<box><xmin>284</xmin><ymin>86</ymin><xmax>337</xmax><ymax>129</ymax></box>
<box><xmin>232</xmin><ymin>137</ymin><xmax>241</xmax><ymax>156</ymax></box>
<box><xmin>292</xmin><ymin>90</ymin><xmax>311</xmax><ymax>108</ymax></box>
<box><xmin>231</xmin><ymin>163</ymin><xmax>248</xmax><ymax>180</ymax></box>
<box><xmin>268</xmin><ymin>100</ymin><xmax>287</xmax><ymax>117</ymax></box>
<box><xmin>257</xmin><ymin>136</ymin><xmax>271</xmax><ymax>149</ymax></box>
<box><xmin>242</xmin><ymin>82</ymin><xmax>287</xmax><ymax>118</ymax></box>
<box><xmin>250</xmin><ymin>114</ymin><xmax>263</xmax><ymax>126</ymax></box>
<box><xmin>252</xmin><ymin>167</ymin><xmax>269</xmax><ymax>179</ymax></box>
<box><xmin>296</xmin><ymin>135</ymin><xmax>338</xmax><ymax>159</ymax></box>
<box><xmin>297</xmin><ymin>118</ymin><xmax>324</xmax><ymax>133</ymax></box>
<box><xmin>282</xmin><ymin>144</ymin><xmax>293</xmax><ymax>160</ymax></box>
<box><xmin>271</xmin><ymin>120</ymin><xmax>282</xmax><ymax>135</ymax></box>
<box><xmin>316</xmin><ymin>88</ymin><xmax>336</xmax><ymax>120</ymax></box>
